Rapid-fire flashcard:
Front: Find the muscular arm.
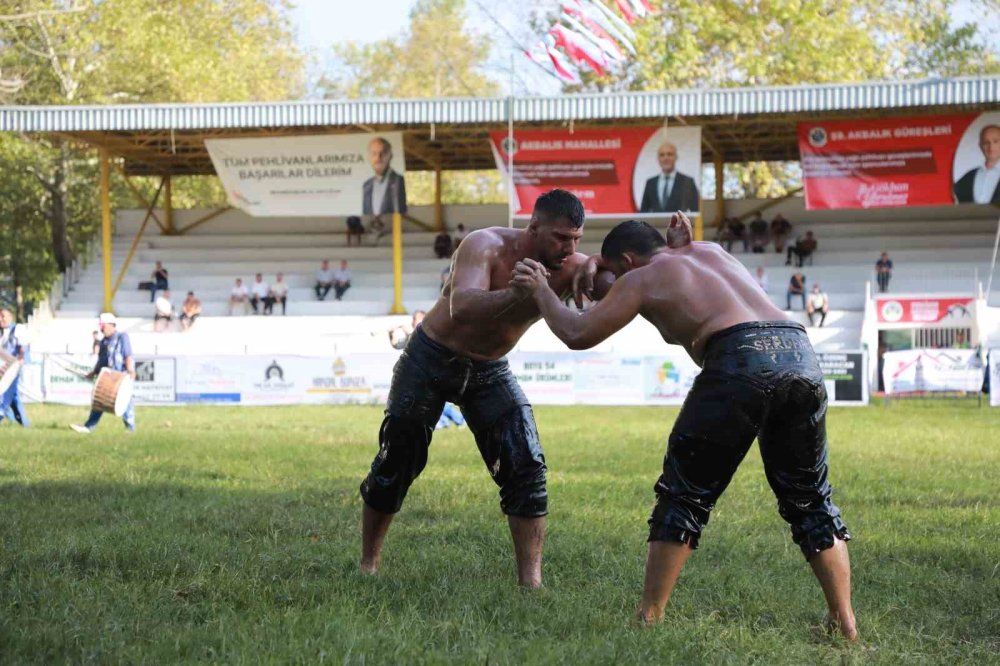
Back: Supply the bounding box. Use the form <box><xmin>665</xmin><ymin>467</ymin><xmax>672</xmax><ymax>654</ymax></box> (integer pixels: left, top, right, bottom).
<box><xmin>449</xmin><ymin>230</ymin><xmax>526</xmax><ymax>323</ymax></box>
<box><xmin>531</xmin><ymin>270</ymin><xmax>643</xmax><ymax>350</ymax></box>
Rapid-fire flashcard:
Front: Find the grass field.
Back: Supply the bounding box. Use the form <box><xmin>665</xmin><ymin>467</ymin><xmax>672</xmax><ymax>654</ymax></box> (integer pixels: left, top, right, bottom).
<box><xmin>0</xmin><ymin>402</ymin><xmax>997</xmax><ymax>664</ymax></box>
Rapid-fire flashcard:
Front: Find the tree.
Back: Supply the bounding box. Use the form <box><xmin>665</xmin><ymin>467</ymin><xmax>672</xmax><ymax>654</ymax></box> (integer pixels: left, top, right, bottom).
<box><xmin>541</xmin><ymin>0</ymin><xmax>1000</xmax><ymax>198</ymax></box>
<box><xmin>0</xmin><ymin>0</ymin><xmax>305</xmax><ymax>295</ymax></box>
<box><xmin>321</xmin><ymin>0</ymin><xmax>506</xmax><ymax>207</ymax></box>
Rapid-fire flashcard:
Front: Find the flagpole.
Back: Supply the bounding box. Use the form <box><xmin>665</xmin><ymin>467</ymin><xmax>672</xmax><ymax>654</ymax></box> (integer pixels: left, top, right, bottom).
<box><xmin>508</xmin><ymin>53</ymin><xmax>515</xmax><ymax>229</ymax></box>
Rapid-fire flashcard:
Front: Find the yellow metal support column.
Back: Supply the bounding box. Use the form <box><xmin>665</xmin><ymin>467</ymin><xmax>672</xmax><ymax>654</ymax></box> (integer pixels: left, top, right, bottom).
<box><xmin>163</xmin><ymin>175</ymin><xmax>174</xmax><ymax>235</ymax></box>
<box><xmin>712</xmin><ymin>156</ymin><xmax>725</xmax><ymax>239</ymax></box>
<box><xmin>390</xmin><ymin>212</ymin><xmax>406</xmax><ymax>314</ymax></box>
<box><xmin>100</xmin><ymin>149</ymin><xmax>113</xmax><ymax>313</ymax></box>
<box><xmin>434</xmin><ymin>168</ymin><xmax>444</xmax><ymax>232</ymax></box>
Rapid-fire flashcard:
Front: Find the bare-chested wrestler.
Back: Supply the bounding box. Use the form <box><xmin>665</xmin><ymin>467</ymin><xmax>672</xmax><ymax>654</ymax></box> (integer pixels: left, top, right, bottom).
<box><xmin>360</xmin><ymin>189</ymin><xmax>598</xmax><ymax>587</ymax></box>
<box><xmin>511</xmin><ymin>217</ymin><xmax>857</xmax><ymax>638</ymax></box>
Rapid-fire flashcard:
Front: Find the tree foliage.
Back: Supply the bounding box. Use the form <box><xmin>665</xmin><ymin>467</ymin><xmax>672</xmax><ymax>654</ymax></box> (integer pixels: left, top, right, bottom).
<box><xmin>0</xmin><ymin>0</ymin><xmax>304</xmax><ymax>316</ymax></box>
<box><xmin>546</xmin><ymin>0</ymin><xmax>1000</xmax><ymax>198</ymax></box>
<box><xmin>321</xmin><ymin>0</ymin><xmax>506</xmax><ymax>207</ymax></box>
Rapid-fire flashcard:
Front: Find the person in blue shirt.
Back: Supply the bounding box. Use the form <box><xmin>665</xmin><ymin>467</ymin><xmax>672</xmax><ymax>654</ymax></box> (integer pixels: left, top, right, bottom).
<box><xmin>71</xmin><ymin>313</ymin><xmax>136</xmax><ymax>433</ymax></box>
<box><xmin>0</xmin><ymin>308</ymin><xmax>30</xmax><ymax>427</ymax></box>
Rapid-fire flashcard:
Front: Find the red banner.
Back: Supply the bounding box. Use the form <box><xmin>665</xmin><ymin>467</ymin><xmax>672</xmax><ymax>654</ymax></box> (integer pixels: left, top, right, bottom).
<box><xmin>875</xmin><ymin>296</ymin><xmax>975</xmax><ymax>324</ymax></box>
<box><xmin>490</xmin><ymin>126</ymin><xmax>701</xmax><ymax>216</ymax></box>
<box><xmin>798</xmin><ymin>112</ymin><xmax>1000</xmax><ymax>209</ymax></box>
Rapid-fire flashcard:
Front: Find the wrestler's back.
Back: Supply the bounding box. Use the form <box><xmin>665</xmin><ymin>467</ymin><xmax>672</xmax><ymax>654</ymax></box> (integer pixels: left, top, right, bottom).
<box><xmin>421</xmin><ymin>227</ymin><xmax>579</xmax><ymax>361</ymax></box>
<box><xmin>640</xmin><ymin>242</ymin><xmax>789</xmax><ymax>364</ymax></box>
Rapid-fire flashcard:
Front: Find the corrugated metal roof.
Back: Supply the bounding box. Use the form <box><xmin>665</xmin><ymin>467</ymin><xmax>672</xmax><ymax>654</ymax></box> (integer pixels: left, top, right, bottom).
<box><xmin>2</xmin><ymin>77</ymin><xmax>997</xmax><ymax>132</ymax></box>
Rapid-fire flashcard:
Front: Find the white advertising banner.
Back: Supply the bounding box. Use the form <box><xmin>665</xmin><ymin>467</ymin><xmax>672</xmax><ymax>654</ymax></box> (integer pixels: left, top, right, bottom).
<box><xmin>882</xmin><ymin>349</ymin><xmax>984</xmax><ymax>394</ymax></box>
<box><xmin>206</xmin><ymin>132</ymin><xmax>407</xmax><ymax>217</ymax></box>
<box><xmin>29</xmin><ymin>349</ymin><xmax>871</xmax><ymax>407</ymax></box>
<box><xmin>43</xmin><ymin>354</ymin><xmax>97</xmax><ymax>405</ymax></box>
<box><xmin>133</xmin><ymin>358</ymin><xmax>176</xmax><ymax>404</ymax></box>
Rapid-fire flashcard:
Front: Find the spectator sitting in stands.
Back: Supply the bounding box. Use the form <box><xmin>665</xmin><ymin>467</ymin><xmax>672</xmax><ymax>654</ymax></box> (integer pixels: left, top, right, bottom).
<box><xmin>315</xmin><ymin>260</ymin><xmax>335</xmax><ymax>301</ymax></box>
<box><xmin>180</xmin><ymin>291</ymin><xmax>202</xmax><ymax>331</ymax></box>
<box><xmin>724</xmin><ymin>217</ymin><xmax>748</xmax><ymax>253</ymax></box>
<box><xmin>771</xmin><ymin>214</ymin><xmax>792</xmax><ymax>253</ymax></box>
<box><xmin>267</xmin><ymin>273</ymin><xmax>288</xmax><ymax>315</ymax></box>
<box><xmin>786</xmin><ymin>231</ymin><xmax>817</xmax><ymax>266</ymax></box>
<box><xmin>228</xmin><ymin>278</ymin><xmax>249</xmax><ymax>315</ymax></box>
<box><xmin>749</xmin><ymin>212</ymin><xmax>769</xmax><ymax>253</ymax></box>
<box><xmin>346</xmin><ymin>215</ymin><xmax>365</xmax><ymax>246</ymax></box>
<box><xmin>875</xmin><ymin>252</ymin><xmax>893</xmax><ymax>293</ymax></box>
<box><xmin>755</xmin><ymin>266</ymin><xmax>769</xmax><ymax>293</ymax></box>
<box><xmin>434</xmin><ymin>229</ymin><xmax>454</xmax><ymax>259</ymax></box>
<box><xmin>333</xmin><ymin>260</ymin><xmax>352</xmax><ymax>301</ymax></box>
<box><xmin>369</xmin><ymin>216</ymin><xmax>388</xmax><ymax>246</ymax></box>
<box><xmin>806</xmin><ymin>284</ymin><xmax>829</xmax><ymax>327</ymax></box>
<box><xmin>787</xmin><ymin>271</ymin><xmax>806</xmax><ymax>310</ymax></box>
<box><xmin>954</xmin><ymin>330</ymin><xmax>970</xmax><ymax>349</ymax></box>
<box><xmin>249</xmin><ymin>273</ymin><xmax>269</xmax><ymax>314</ymax></box>
<box><xmin>154</xmin><ymin>289</ymin><xmax>174</xmax><ymax>332</ymax></box>
<box><xmin>150</xmin><ymin>260</ymin><xmax>169</xmax><ymax>302</ymax></box>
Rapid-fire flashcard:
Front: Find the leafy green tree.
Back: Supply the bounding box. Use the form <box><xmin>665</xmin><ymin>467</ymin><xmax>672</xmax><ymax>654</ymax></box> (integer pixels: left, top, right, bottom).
<box><xmin>322</xmin><ymin>0</ymin><xmax>506</xmax><ymax>207</ymax></box>
<box><xmin>547</xmin><ymin>0</ymin><xmax>1000</xmax><ymax>198</ymax></box>
<box><xmin>0</xmin><ymin>0</ymin><xmax>304</xmax><ymax>298</ymax></box>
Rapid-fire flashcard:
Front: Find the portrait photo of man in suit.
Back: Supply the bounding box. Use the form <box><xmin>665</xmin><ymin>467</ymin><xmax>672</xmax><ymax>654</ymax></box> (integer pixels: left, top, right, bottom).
<box><xmin>362</xmin><ymin>136</ymin><xmax>408</xmax><ymax>215</ymax></box>
<box><xmin>639</xmin><ymin>142</ymin><xmax>700</xmax><ymax>213</ymax></box>
<box><xmin>954</xmin><ymin>124</ymin><xmax>1000</xmax><ymax>204</ymax></box>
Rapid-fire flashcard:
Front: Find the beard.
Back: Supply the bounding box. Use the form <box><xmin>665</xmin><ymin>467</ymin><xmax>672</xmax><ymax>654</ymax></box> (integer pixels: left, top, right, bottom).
<box><xmin>539</xmin><ymin>253</ymin><xmax>567</xmax><ymax>271</ymax></box>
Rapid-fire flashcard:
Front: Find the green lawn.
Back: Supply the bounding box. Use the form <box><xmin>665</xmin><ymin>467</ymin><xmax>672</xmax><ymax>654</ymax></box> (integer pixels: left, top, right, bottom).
<box><xmin>0</xmin><ymin>402</ymin><xmax>997</xmax><ymax>664</ymax></box>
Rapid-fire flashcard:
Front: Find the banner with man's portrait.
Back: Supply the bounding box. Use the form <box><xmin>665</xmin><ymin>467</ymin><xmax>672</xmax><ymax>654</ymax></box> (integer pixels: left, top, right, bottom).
<box><xmin>206</xmin><ymin>132</ymin><xmax>407</xmax><ymax>217</ymax></box>
<box><xmin>798</xmin><ymin>112</ymin><xmax>1000</xmax><ymax>209</ymax></box>
<box><xmin>489</xmin><ymin>126</ymin><xmax>702</xmax><ymax>216</ymax></box>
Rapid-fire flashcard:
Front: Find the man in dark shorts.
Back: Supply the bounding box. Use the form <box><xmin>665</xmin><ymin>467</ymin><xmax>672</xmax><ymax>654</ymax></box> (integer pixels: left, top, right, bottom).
<box><xmin>359</xmin><ymin>190</ymin><xmax>594</xmax><ymax>588</ymax></box>
<box><xmin>511</xmin><ymin>216</ymin><xmax>857</xmax><ymax>638</ymax></box>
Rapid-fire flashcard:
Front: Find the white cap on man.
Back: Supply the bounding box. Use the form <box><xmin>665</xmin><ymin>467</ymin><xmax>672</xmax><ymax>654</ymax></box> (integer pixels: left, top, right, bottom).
<box><xmin>98</xmin><ymin>312</ymin><xmax>117</xmax><ymax>326</ymax></box>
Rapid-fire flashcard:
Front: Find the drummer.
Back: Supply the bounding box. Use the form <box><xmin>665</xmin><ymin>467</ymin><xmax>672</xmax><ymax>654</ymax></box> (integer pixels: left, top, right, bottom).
<box><xmin>70</xmin><ymin>313</ymin><xmax>137</xmax><ymax>433</ymax></box>
<box><xmin>0</xmin><ymin>308</ymin><xmax>29</xmax><ymax>428</ymax></box>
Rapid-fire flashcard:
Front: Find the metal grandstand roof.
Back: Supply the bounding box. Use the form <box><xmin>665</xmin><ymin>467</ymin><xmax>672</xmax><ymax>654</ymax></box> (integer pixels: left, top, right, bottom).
<box><xmin>2</xmin><ymin>76</ymin><xmax>998</xmax><ymax>174</ymax></box>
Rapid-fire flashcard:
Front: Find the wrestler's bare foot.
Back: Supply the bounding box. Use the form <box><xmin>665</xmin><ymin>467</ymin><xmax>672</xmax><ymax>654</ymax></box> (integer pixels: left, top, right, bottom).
<box><xmin>824</xmin><ymin>610</ymin><xmax>859</xmax><ymax>641</ymax></box>
<box><xmin>359</xmin><ymin>557</ymin><xmax>380</xmax><ymax>575</ymax></box>
<box><xmin>634</xmin><ymin>605</ymin><xmax>664</xmax><ymax>626</ymax></box>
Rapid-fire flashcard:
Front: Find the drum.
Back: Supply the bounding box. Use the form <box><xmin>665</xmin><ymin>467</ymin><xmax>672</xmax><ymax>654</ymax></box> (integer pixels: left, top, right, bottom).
<box><xmin>0</xmin><ymin>350</ymin><xmax>21</xmax><ymax>395</ymax></box>
<box><xmin>92</xmin><ymin>368</ymin><xmax>134</xmax><ymax>416</ymax></box>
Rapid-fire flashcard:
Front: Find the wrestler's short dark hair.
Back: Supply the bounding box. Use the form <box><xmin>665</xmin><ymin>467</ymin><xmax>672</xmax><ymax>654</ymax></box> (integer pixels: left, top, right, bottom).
<box><xmin>601</xmin><ymin>220</ymin><xmax>666</xmax><ymax>259</ymax></box>
<box><xmin>533</xmin><ymin>189</ymin><xmax>585</xmax><ymax>228</ymax></box>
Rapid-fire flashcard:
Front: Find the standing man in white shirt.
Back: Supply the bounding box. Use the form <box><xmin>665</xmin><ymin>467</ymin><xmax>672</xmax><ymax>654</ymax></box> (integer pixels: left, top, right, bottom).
<box><xmin>755</xmin><ymin>266</ymin><xmax>769</xmax><ymax>293</ymax></box>
<box><xmin>332</xmin><ymin>260</ymin><xmax>352</xmax><ymax>301</ymax></box>
<box><xmin>228</xmin><ymin>278</ymin><xmax>249</xmax><ymax>316</ymax></box>
<box><xmin>267</xmin><ymin>273</ymin><xmax>289</xmax><ymax>315</ymax></box>
<box><xmin>315</xmin><ymin>260</ymin><xmax>335</xmax><ymax>301</ymax></box>
<box><xmin>153</xmin><ymin>290</ymin><xmax>174</xmax><ymax>332</ymax></box>
<box><xmin>249</xmin><ymin>273</ymin><xmax>270</xmax><ymax>314</ymax></box>
<box><xmin>954</xmin><ymin>125</ymin><xmax>1000</xmax><ymax>204</ymax></box>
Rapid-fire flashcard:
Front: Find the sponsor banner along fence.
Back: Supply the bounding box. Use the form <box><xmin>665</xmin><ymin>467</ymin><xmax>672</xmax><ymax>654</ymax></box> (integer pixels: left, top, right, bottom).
<box><xmin>206</xmin><ymin>132</ymin><xmax>407</xmax><ymax>217</ymax></box>
<box><xmin>798</xmin><ymin>111</ymin><xmax>1000</xmax><ymax>210</ymax></box>
<box><xmin>882</xmin><ymin>349</ymin><xmax>984</xmax><ymax>395</ymax></box>
<box><xmin>18</xmin><ymin>349</ymin><xmax>869</xmax><ymax>407</ymax></box>
<box><xmin>490</xmin><ymin>125</ymin><xmax>701</xmax><ymax>216</ymax></box>
<box><xmin>875</xmin><ymin>295</ymin><xmax>975</xmax><ymax>326</ymax></box>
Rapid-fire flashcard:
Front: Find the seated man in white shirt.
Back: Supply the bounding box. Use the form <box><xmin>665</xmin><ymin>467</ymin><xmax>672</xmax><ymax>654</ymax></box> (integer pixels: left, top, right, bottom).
<box><xmin>228</xmin><ymin>278</ymin><xmax>249</xmax><ymax>316</ymax></box>
<box><xmin>332</xmin><ymin>260</ymin><xmax>352</xmax><ymax>301</ymax></box>
<box><xmin>806</xmin><ymin>284</ymin><xmax>830</xmax><ymax>327</ymax></box>
<box><xmin>315</xmin><ymin>260</ymin><xmax>335</xmax><ymax>301</ymax></box>
<box><xmin>249</xmin><ymin>273</ymin><xmax>269</xmax><ymax>314</ymax></box>
<box><xmin>153</xmin><ymin>289</ymin><xmax>174</xmax><ymax>332</ymax></box>
<box><xmin>267</xmin><ymin>272</ymin><xmax>289</xmax><ymax>315</ymax></box>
